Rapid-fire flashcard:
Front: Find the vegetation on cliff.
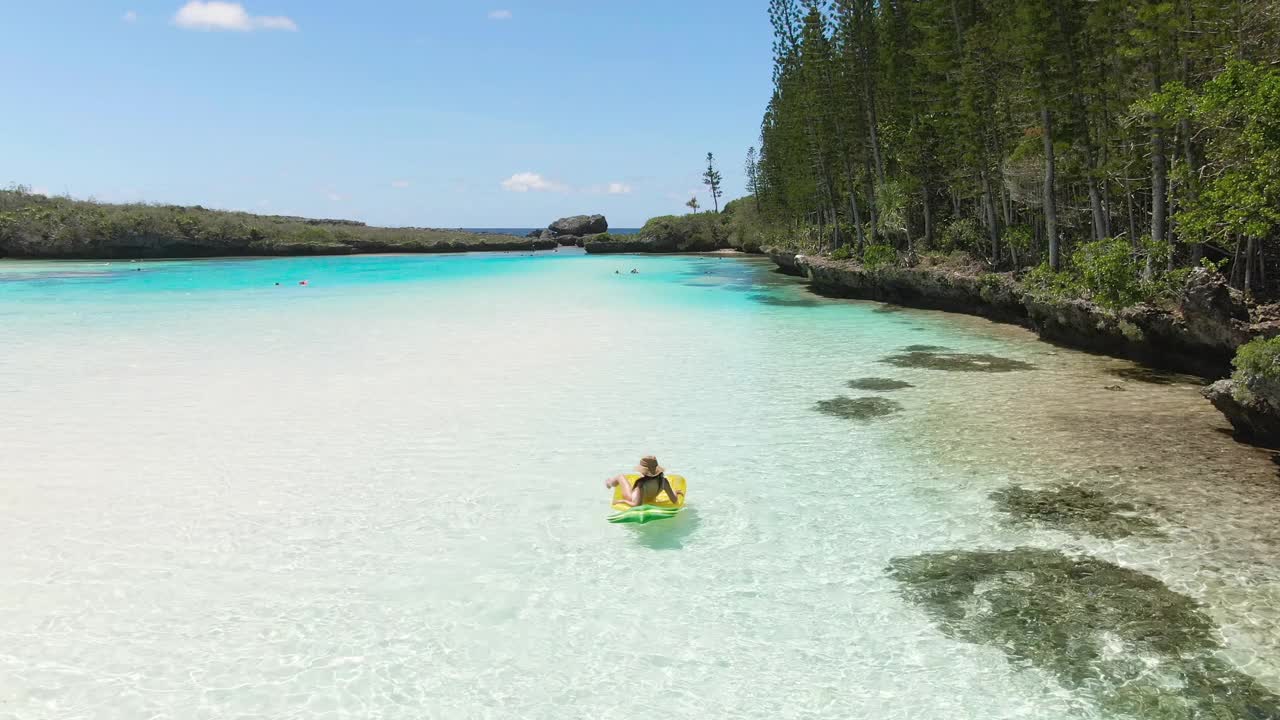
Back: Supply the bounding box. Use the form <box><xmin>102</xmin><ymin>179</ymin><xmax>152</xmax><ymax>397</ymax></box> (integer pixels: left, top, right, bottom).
<box><xmin>0</xmin><ymin>187</ymin><xmax>548</xmax><ymax>259</ymax></box>
<box><xmin>1229</xmin><ymin>337</ymin><xmax>1280</xmax><ymax>406</ymax></box>
<box><xmin>752</xmin><ymin>0</ymin><xmax>1280</xmax><ymax>307</ymax></box>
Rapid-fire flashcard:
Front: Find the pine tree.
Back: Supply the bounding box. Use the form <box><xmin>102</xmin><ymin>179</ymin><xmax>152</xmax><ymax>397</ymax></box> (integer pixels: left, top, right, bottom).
<box><xmin>745</xmin><ymin>146</ymin><xmax>762</xmax><ymax>211</ymax></box>
<box><xmin>703</xmin><ymin>153</ymin><xmax>724</xmax><ymax>213</ymax></box>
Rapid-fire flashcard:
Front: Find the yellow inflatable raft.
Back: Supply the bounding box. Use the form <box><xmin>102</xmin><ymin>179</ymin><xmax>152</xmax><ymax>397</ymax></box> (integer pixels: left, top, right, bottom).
<box><xmin>608</xmin><ymin>474</ymin><xmax>688</xmax><ymax>524</ymax></box>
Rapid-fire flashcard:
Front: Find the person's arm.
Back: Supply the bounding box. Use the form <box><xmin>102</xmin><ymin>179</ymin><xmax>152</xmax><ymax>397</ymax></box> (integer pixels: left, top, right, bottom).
<box><xmin>663</xmin><ymin>477</ymin><xmax>681</xmax><ymax>504</ymax></box>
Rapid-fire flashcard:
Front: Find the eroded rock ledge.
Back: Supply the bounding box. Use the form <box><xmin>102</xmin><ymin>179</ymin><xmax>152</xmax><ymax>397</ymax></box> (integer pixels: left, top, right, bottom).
<box><xmin>1201</xmin><ymin>380</ymin><xmax>1280</xmax><ymax>448</ymax></box>
<box><xmin>767</xmin><ymin>249</ymin><xmax>1256</xmax><ymax>378</ymax></box>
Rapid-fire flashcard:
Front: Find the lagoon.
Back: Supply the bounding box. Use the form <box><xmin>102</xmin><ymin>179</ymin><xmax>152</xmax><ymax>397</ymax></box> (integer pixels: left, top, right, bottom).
<box><xmin>2</xmin><ymin>251</ymin><xmax>1278</xmax><ymax>719</ymax></box>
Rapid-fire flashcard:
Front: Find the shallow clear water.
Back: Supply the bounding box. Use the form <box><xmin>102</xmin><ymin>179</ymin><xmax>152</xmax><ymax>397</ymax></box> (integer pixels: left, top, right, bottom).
<box><xmin>2</xmin><ymin>251</ymin><xmax>1278</xmax><ymax>719</ymax></box>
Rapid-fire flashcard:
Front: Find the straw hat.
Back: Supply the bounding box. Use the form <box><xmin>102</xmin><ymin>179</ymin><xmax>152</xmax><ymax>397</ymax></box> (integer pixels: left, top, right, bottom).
<box><xmin>636</xmin><ymin>456</ymin><xmax>664</xmax><ymax>477</ymax></box>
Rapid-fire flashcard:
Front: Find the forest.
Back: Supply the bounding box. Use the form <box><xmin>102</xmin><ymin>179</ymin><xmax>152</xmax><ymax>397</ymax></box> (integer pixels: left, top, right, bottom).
<box><xmin>748</xmin><ymin>0</ymin><xmax>1280</xmax><ymax>307</ymax></box>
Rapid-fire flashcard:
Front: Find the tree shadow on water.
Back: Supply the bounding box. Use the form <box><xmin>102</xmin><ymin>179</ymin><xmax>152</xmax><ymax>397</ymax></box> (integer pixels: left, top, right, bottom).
<box><xmin>747</xmin><ymin>293</ymin><xmax>822</xmax><ymax>308</ymax></box>
<box><xmin>1108</xmin><ymin>366</ymin><xmax>1204</xmax><ymax>386</ymax></box>
<box><xmin>629</xmin><ymin>507</ymin><xmax>702</xmax><ymax>551</ymax></box>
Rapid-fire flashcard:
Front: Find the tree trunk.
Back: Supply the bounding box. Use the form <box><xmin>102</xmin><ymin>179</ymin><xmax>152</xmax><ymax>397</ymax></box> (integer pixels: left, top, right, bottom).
<box><xmin>848</xmin><ymin>173</ymin><xmax>866</xmax><ymax>251</ymax></box>
<box><xmin>921</xmin><ymin>185</ymin><xmax>934</xmax><ymax>250</ymax></box>
<box><xmin>981</xmin><ymin>171</ymin><xmax>999</xmax><ymax>263</ymax></box>
<box><xmin>1149</xmin><ymin>123</ymin><xmax>1167</xmax><ymax>277</ymax></box>
<box><xmin>1101</xmin><ymin>180</ymin><xmax>1113</xmax><ymax>238</ymax></box>
<box><xmin>1087</xmin><ymin>175</ymin><xmax>1106</xmax><ymax>241</ymax></box>
<box><xmin>1230</xmin><ymin>235</ymin><xmax>1243</xmax><ymax>289</ymax></box>
<box><xmin>1042</xmin><ymin>105</ymin><xmax>1060</xmax><ymax>271</ymax></box>
<box><xmin>1259</xmin><ymin>237</ymin><xmax>1267</xmax><ymax>293</ymax></box>
<box><xmin>1002</xmin><ymin>182</ymin><xmax>1012</xmax><ymax>227</ymax></box>
<box><xmin>866</xmin><ymin>100</ymin><xmax>886</xmax><ymax>185</ymax></box>
<box><xmin>866</xmin><ymin>165</ymin><xmax>879</xmax><ymax>243</ymax></box>
<box><xmin>1125</xmin><ymin>179</ymin><xmax>1137</xmax><ymax>248</ymax></box>
<box><xmin>1245</xmin><ymin>236</ymin><xmax>1255</xmax><ymax>295</ymax></box>
<box><xmin>1180</xmin><ymin>115</ymin><xmax>1203</xmax><ymax>264</ymax></box>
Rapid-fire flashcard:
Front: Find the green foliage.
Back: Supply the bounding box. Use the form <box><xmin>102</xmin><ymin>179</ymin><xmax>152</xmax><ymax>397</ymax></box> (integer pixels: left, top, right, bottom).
<box><xmin>721</xmin><ymin>196</ymin><xmax>779</xmax><ymax>253</ymax></box>
<box><xmin>0</xmin><ymin>188</ymin><xmax>535</xmax><ymax>259</ymax></box>
<box><xmin>756</xmin><ymin>0</ymin><xmax>1280</xmax><ymax>304</ymax></box>
<box><xmin>830</xmin><ymin>245</ymin><xmax>852</xmax><ymax>260</ymax></box>
<box><xmin>862</xmin><ymin>244</ymin><xmax>896</xmax><ymax>270</ymax></box>
<box><xmin>937</xmin><ymin>218</ymin><xmax>983</xmax><ymax>254</ymax></box>
<box><xmin>1172</xmin><ymin>62</ymin><xmax>1280</xmax><ymax>249</ymax></box>
<box><xmin>1231</xmin><ymin>337</ymin><xmax>1280</xmax><ymax>406</ymax></box>
<box><xmin>1200</xmin><ymin>256</ymin><xmax>1229</xmax><ymax>272</ymax></box>
<box><xmin>1071</xmin><ymin>237</ymin><xmax>1149</xmax><ymax>309</ymax></box>
<box><xmin>1002</xmin><ymin>225</ymin><xmax>1033</xmax><ymax>254</ymax></box>
<box><xmin>1022</xmin><ymin>262</ymin><xmax>1073</xmax><ymax>297</ymax></box>
<box><xmin>637</xmin><ymin>213</ymin><xmax>727</xmax><ymax>251</ymax></box>
<box><xmin>1022</xmin><ymin>238</ymin><xmax>1189</xmax><ymax>311</ymax></box>
<box><xmin>702</xmin><ymin>152</ymin><xmax>724</xmax><ymax>212</ymax></box>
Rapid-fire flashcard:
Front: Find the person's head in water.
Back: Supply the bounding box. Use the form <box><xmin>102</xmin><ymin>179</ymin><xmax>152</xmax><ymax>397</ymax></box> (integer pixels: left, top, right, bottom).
<box><xmin>637</xmin><ymin>456</ymin><xmax>664</xmax><ymax>477</ymax></box>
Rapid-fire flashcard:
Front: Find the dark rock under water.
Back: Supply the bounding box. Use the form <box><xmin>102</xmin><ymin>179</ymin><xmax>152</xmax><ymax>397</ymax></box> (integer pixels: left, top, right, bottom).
<box><xmin>880</xmin><ymin>350</ymin><xmax>1035</xmax><ymax>373</ymax></box>
<box><xmin>990</xmin><ymin>484</ymin><xmax>1163</xmax><ymax>539</ymax></box>
<box><xmin>847</xmin><ymin>377</ymin><xmax>915</xmax><ymax>392</ymax></box>
<box><xmin>889</xmin><ymin>548</ymin><xmax>1280</xmax><ymax>720</ymax></box>
<box><xmin>813</xmin><ymin>396</ymin><xmax>903</xmax><ymax>421</ymax></box>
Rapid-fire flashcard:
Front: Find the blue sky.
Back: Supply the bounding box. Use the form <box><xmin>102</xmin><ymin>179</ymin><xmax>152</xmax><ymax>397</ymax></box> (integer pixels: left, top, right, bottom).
<box><xmin>1</xmin><ymin>1</ymin><xmax>773</xmax><ymax>227</ymax></box>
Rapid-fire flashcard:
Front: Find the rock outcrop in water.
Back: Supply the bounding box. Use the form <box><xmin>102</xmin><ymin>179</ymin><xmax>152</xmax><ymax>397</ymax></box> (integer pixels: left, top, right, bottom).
<box><xmin>549</xmin><ymin>214</ymin><xmax>608</xmax><ymax>237</ymax></box>
<box><xmin>768</xmin><ymin>250</ymin><xmax>1261</xmax><ymax>378</ymax></box>
<box><xmin>542</xmin><ymin>215</ymin><xmax>608</xmax><ymax>246</ymax></box>
<box><xmin>584</xmin><ymin>214</ymin><xmax>731</xmax><ymax>254</ymax></box>
<box><xmin>1202</xmin><ymin>379</ymin><xmax>1280</xmax><ymax>448</ymax></box>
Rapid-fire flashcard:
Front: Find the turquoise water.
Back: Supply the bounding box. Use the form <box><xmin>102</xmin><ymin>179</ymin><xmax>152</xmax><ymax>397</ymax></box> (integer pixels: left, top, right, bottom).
<box><xmin>3</xmin><ymin>251</ymin><xmax>1279</xmax><ymax>719</ymax></box>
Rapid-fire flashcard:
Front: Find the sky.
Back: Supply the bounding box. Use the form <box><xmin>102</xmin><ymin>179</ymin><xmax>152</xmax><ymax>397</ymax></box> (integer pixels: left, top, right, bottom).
<box><xmin>0</xmin><ymin>1</ymin><xmax>774</xmax><ymax>227</ymax></box>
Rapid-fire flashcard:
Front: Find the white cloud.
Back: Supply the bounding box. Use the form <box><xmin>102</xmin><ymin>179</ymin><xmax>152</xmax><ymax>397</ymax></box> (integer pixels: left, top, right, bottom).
<box><xmin>173</xmin><ymin>2</ymin><xmax>298</xmax><ymax>32</ymax></box>
<box><xmin>31</xmin><ymin>186</ymin><xmax>51</xmax><ymax>197</ymax></box>
<box><xmin>501</xmin><ymin>172</ymin><xmax>567</xmax><ymax>193</ymax></box>
<box><xmin>123</xmin><ymin>10</ymin><xmax>138</xmax><ymax>23</ymax></box>
<box><xmin>325</xmin><ymin>191</ymin><xmax>345</xmax><ymax>202</ymax></box>
<box><xmin>390</xmin><ymin>180</ymin><xmax>411</xmax><ymax>189</ymax></box>
<box><xmin>584</xmin><ymin>182</ymin><xmax>635</xmax><ymax>195</ymax></box>
<box><xmin>487</xmin><ymin>9</ymin><xmax>513</xmax><ymax>20</ymax></box>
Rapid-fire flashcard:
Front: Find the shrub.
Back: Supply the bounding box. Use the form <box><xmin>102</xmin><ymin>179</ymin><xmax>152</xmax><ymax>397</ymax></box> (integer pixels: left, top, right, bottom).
<box><xmin>938</xmin><ymin>218</ymin><xmax>983</xmax><ymax>254</ymax></box>
<box><xmin>1070</xmin><ymin>237</ymin><xmax>1146</xmax><ymax>310</ymax></box>
<box><xmin>831</xmin><ymin>245</ymin><xmax>852</xmax><ymax>261</ymax></box>
<box><xmin>863</xmin><ymin>244</ymin><xmax>896</xmax><ymax>270</ymax></box>
<box><xmin>0</xmin><ymin>187</ymin><xmax>524</xmax><ymax>258</ymax></box>
<box><xmin>637</xmin><ymin>213</ymin><xmax>726</xmax><ymax>251</ymax></box>
<box><xmin>1232</xmin><ymin>337</ymin><xmax>1280</xmax><ymax>406</ymax></box>
<box><xmin>1021</xmin><ymin>238</ymin><xmax>1188</xmax><ymax>311</ymax></box>
<box><xmin>1022</xmin><ymin>261</ymin><xmax>1075</xmax><ymax>298</ymax></box>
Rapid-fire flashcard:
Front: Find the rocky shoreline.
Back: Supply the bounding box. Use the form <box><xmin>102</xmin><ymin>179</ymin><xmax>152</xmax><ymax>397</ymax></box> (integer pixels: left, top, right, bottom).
<box><xmin>766</xmin><ymin>248</ymin><xmax>1266</xmax><ymax>379</ymax></box>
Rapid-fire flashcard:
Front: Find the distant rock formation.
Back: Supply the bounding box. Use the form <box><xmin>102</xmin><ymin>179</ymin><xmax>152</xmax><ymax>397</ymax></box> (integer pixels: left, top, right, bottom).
<box><xmin>548</xmin><ymin>214</ymin><xmax>608</xmax><ymax>237</ymax></box>
<box><xmin>583</xmin><ymin>214</ymin><xmax>731</xmax><ymax>254</ymax></box>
